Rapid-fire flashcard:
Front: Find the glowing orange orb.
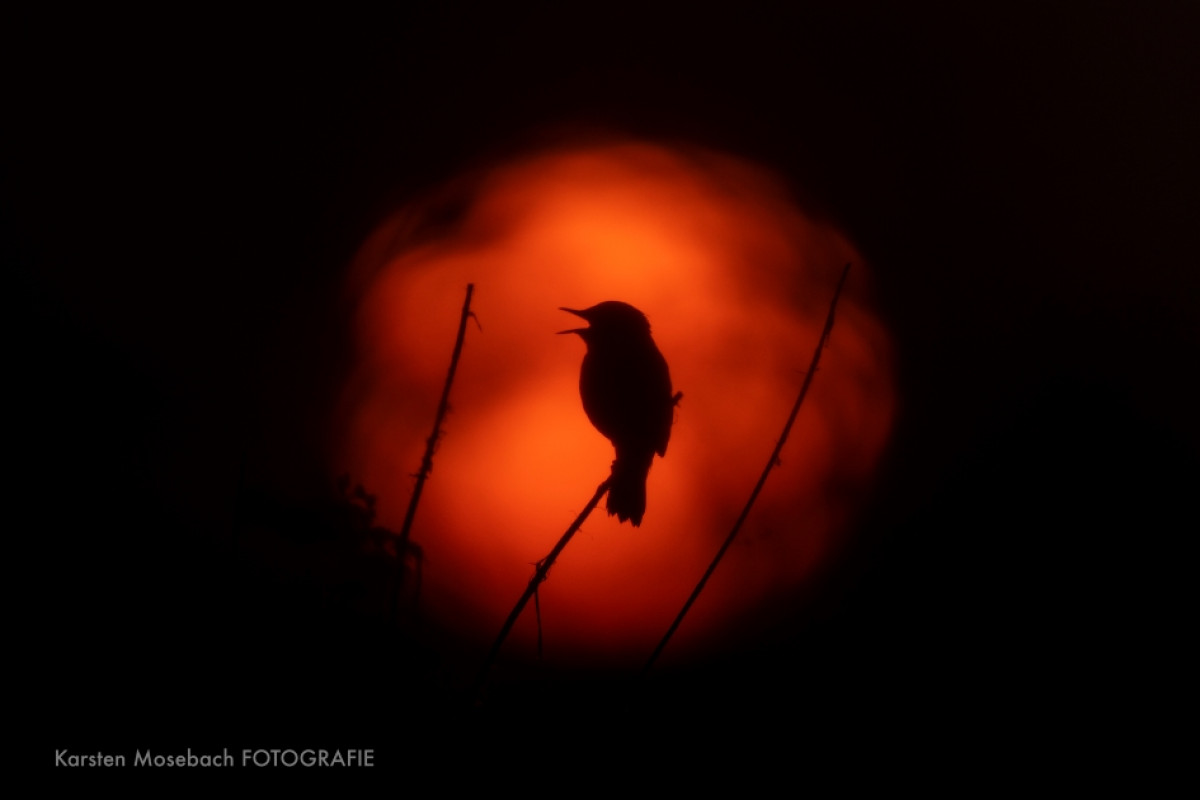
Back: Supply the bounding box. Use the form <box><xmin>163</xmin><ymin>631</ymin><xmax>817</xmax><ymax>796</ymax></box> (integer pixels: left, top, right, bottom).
<box><xmin>335</xmin><ymin>140</ymin><xmax>895</xmax><ymax>668</ymax></box>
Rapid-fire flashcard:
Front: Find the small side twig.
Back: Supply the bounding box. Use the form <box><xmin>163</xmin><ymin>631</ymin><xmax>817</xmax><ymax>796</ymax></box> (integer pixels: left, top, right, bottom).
<box><xmin>474</xmin><ymin>477</ymin><xmax>612</xmax><ymax>697</ymax></box>
<box><xmin>641</xmin><ymin>263</ymin><xmax>852</xmax><ymax>675</ymax></box>
<box><xmin>391</xmin><ymin>283</ymin><xmax>476</xmax><ymax>623</ymax></box>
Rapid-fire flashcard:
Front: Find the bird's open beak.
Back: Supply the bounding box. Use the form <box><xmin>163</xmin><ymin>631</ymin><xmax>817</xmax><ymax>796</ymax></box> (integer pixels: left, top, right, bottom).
<box><xmin>558</xmin><ymin>307</ymin><xmax>589</xmax><ymax>335</ymax></box>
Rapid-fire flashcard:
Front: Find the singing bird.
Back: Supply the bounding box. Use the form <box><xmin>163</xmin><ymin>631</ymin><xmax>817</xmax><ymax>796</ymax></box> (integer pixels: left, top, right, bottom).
<box><xmin>560</xmin><ymin>301</ymin><xmax>677</xmax><ymax>526</ymax></box>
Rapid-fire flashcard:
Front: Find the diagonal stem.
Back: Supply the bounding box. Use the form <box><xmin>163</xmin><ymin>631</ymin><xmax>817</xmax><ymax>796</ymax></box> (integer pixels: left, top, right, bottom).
<box><xmin>474</xmin><ymin>477</ymin><xmax>612</xmax><ymax>697</ymax></box>
<box><xmin>642</xmin><ymin>263</ymin><xmax>852</xmax><ymax>675</ymax></box>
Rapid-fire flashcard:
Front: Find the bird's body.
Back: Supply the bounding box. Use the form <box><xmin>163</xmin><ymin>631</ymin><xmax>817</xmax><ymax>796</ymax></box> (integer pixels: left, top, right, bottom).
<box><xmin>560</xmin><ymin>301</ymin><xmax>675</xmax><ymax>526</ymax></box>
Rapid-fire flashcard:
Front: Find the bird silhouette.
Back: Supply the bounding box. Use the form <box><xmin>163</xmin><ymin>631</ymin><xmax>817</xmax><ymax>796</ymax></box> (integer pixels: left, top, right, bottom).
<box><xmin>560</xmin><ymin>301</ymin><xmax>677</xmax><ymax>526</ymax></box>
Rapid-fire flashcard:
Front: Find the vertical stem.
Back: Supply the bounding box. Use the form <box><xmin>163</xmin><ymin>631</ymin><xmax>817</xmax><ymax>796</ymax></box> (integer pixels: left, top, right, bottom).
<box><xmin>392</xmin><ymin>284</ymin><xmax>475</xmax><ymax>622</ymax></box>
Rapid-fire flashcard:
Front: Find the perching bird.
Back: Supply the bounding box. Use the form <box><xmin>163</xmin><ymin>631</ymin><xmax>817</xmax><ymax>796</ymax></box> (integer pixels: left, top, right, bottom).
<box><xmin>559</xmin><ymin>301</ymin><xmax>676</xmax><ymax>526</ymax></box>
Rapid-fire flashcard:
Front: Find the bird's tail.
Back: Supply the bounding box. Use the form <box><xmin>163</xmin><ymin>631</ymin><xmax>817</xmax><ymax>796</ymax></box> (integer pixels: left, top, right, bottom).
<box><xmin>607</xmin><ymin>448</ymin><xmax>655</xmax><ymax>527</ymax></box>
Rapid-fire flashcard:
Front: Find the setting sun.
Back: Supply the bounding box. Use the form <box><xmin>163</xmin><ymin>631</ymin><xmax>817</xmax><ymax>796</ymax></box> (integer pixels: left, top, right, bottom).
<box><xmin>334</xmin><ymin>139</ymin><xmax>895</xmax><ymax>668</ymax></box>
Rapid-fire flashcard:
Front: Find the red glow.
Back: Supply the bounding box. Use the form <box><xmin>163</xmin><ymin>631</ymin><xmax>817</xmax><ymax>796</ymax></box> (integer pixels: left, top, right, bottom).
<box><xmin>335</xmin><ymin>141</ymin><xmax>895</xmax><ymax>667</ymax></box>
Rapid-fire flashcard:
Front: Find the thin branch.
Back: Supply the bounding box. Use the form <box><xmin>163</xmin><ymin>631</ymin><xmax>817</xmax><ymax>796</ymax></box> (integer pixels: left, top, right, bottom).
<box><xmin>391</xmin><ymin>283</ymin><xmax>476</xmax><ymax>622</ymax></box>
<box><xmin>642</xmin><ymin>263</ymin><xmax>852</xmax><ymax>675</ymax></box>
<box><xmin>474</xmin><ymin>477</ymin><xmax>612</xmax><ymax>697</ymax></box>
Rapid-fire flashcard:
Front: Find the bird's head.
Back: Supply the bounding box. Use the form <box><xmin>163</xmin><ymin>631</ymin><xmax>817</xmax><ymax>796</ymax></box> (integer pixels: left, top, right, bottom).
<box><xmin>558</xmin><ymin>301</ymin><xmax>653</xmax><ymax>342</ymax></box>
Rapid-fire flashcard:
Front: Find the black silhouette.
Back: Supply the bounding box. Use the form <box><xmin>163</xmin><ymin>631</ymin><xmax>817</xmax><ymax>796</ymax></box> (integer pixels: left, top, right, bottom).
<box><xmin>642</xmin><ymin>264</ymin><xmax>850</xmax><ymax>674</ymax></box>
<box><xmin>560</xmin><ymin>301</ymin><xmax>676</xmax><ymax>526</ymax></box>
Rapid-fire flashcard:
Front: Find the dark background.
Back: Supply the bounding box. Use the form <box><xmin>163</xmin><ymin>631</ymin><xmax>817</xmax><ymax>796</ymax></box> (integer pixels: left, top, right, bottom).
<box><xmin>13</xmin><ymin>1</ymin><xmax>1196</xmax><ymax>767</ymax></box>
